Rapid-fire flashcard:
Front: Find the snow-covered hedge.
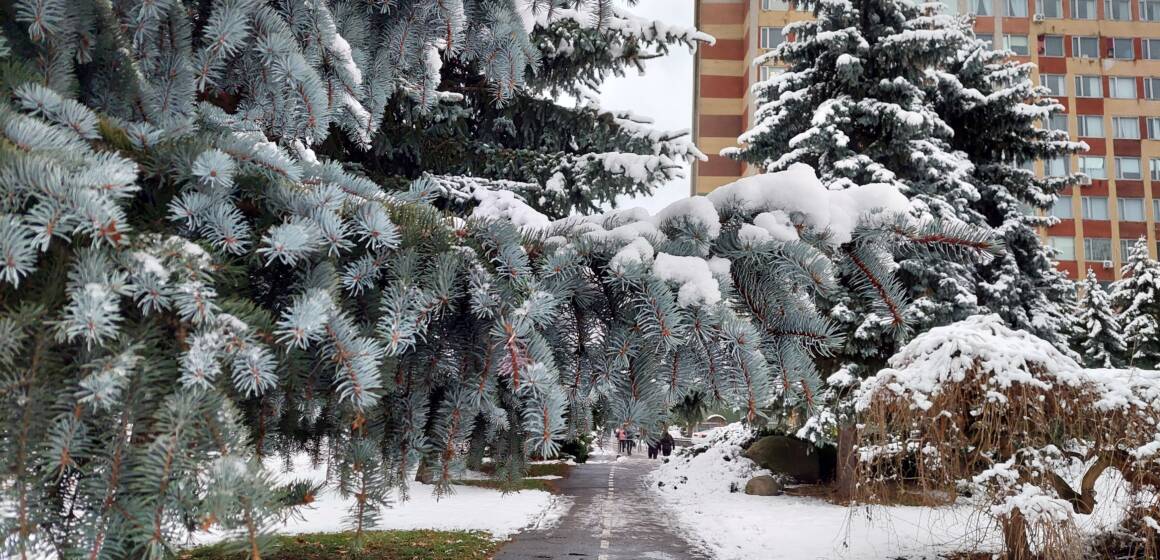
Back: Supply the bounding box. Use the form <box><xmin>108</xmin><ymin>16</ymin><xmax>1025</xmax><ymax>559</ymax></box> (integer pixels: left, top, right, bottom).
<box><xmin>855</xmin><ymin>315</ymin><xmax>1160</xmax><ymax>558</ymax></box>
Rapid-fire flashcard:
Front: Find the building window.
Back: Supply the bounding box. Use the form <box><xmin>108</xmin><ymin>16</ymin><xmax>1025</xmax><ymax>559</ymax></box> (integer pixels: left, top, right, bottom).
<box><xmin>1046</xmin><ymin>156</ymin><xmax>1070</xmax><ymax>176</ymax></box>
<box><xmin>759</xmin><ymin>27</ymin><xmax>784</xmax><ymax>50</ymax></box>
<box><xmin>759</xmin><ymin>65</ymin><xmax>783</xmax><ymax>81</ymax></box>
<box><xmin>1106</xmin><ymin>0</ymin><xmax>1133</xmax><ymax>18</ymax></box>
<box><xmin>1077</xmin><ymin>115</ymin><xmax>1104</xmax><ymax>137</ymax></box>
<box><xmin>1050</xmin><ymin>197</ymin><xmax>1074</xmax><ymax>218</ymax></box>
<box><xmin>1082</xmin><ymin>195</ymin><xmax>1110</xmax><ymax>218</ymax></box>
<box><xmin>1109</xmin><ymin>38</ymin><xmax>1134</xmax><ymax>58</ymax></box>
<box><xmin>1121</xmin><ymin>239</ymin><xmax>1138</xmax><ymax>260</ymax></box>
<box><xmin>1004</xmin><ymin>34</ymin><xmax>1029</xmax><ymax>54</ymax></box>
<box><xmin>977</xmin><ymin>33</ymin><xmax>994</xmax><ymax>47</ymax></box>
<box><xmin>1072</xmin><ymin>0</ymin><xmax>1097</xmax><ymax>17</ymax></box>
<box><xmin>1117</xmin><ymin>157</ymin><xmax>1143</xmax><ymax>180</ymax></box>
<box><xmin>1072</xmin><ymin>36</ymin><xmax>1100</xmax><ymax>58</ymax></box>
<box><xmin>1144</xmin><ymin>39</ymin><xmax>1160</xmax><ymax>59</ymax></box>
<box><xmin>1085</xmin><ymin>238</ymin><xmax>1113</xmax><ymax>262</ymax></box>
<box><xmin>1075</xmin><ymin>75</ymin><xmax>1102</xmax><ymax>97</ymax></box>
<box><xmin>1148</xmin><ymin>117</ymin><xmax>1160</xmax><ymax>139</ymax></box>
<box><xmin>1045</xmin><ymin>114</ymin><xmax>1068</xmax><ymax>132</ymax></box>
<box><xmin>1005</xmin><ymin>0</ymin><xmax>1029</xmax><ymax>15</ymax></box>
<box><xmin>1155</xmin><ymin>199</ymin><xmax>1160</xmax><ymax>220</ymax></box>
<box><xmin>1145</xmin><ymin>78</ymin><xmax>1160</xmax><ymax>100</ymax></box>
<box><xmin>941</xmin><ymin>0</ymin><xmax>961</xmax><ymax>14</ymax></box>
<box><xmin>1080</xmin><ymin>157</ymin><xmax>1107</xmax><ymax>180</ymax></box>
<box><xmin>971</xmin><ymin>0</ymin><xmax>992</xmax><ymax>14</ymax></box>
<box><xmin>1050</xmin><ymin>236</ymin><xmax>1076</xmax><ymax>259</ymax></box>
<box><xmin>762</xmin><ymin>0</ymin><xmax>792</xmax><ymax>9</ymax></box>
<box><xmin>1120</xmin><ymin>197</ymin><xmax>1146</xmax><ymax>221</ymax></box>
<box><xmin>1041</xmin><ymin>35</ymin><xmax>1065</xmax><ymax>56</ymax></box>
<box><xmin>1113</xmin><ymin>116</ymin><xmax>1141</xmax><ymax>139</ymax></box>
<box><xmin>1142</xmin><ymin>0</ymin><xmax>1160</xmax><ymax>20</ymax></box>
<box><xmin>1039</xmin><ymin>0</ymin><xmax>1064</xmax><ymax>15</ymax></box>
<box><xmin>1109</xmin><ymin>76</ymin><xmax>1137</xmax><ymax>99</ymax></box>
<box><xmin>1153</xmin><ymin>158</ymin><xmax>1160</xmax><ymax>180</ymax></box>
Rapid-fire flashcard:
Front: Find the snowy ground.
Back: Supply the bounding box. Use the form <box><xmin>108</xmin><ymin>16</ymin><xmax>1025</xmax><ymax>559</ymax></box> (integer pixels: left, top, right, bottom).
<box><xmin>193</xmin><ymin>453</ymin><xmax>572</xmax><ymax>547</ymax></box>
<box><xmin>649</xmin><ymin>424</ymin><xmax>1137</xmax><ymax>560</ymax></box>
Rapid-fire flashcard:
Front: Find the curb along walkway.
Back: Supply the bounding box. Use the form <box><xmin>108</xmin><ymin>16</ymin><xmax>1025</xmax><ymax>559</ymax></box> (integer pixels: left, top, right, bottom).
<box><xmin>496</xmin><ymin>454</ymin><xmax>710</xmax><ymax>560</ymax></box>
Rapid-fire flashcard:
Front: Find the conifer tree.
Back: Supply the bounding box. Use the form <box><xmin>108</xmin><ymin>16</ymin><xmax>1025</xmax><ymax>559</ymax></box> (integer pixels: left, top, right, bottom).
<box><xmin>0</xmin><ymin>1</ymin><xmax>999</xmax><ymax>558</ymax></box>
<box><xmin>1111</xmin><ymin>238</ymin><xmax>1160</xmax><ymax>368</ymax></box>
<box><xmin>732</xmin><ymin>0</ymin><xmax>1083</xmax><ymax>376</ymax></box>
<box><xmin>930</xmin><ymin>23</ymin><xmax>1083</xmax><ymax>350</ymax></box>
<box><xmin>356</xmin><ymin>4</ymin><xmax>712</xmax><ymax>218</ymax></box>
<box><xmin>1072</xmin><ymin>268</ymin><xmax>1126</xmax><ymax>368</ymax></box>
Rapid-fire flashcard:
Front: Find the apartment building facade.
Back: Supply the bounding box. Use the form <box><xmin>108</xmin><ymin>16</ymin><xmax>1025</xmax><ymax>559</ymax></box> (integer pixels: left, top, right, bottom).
<box><xmin>692</xmin><ymin>0</ymin><xmax>1160</xmax><ymax>280</ymax></box>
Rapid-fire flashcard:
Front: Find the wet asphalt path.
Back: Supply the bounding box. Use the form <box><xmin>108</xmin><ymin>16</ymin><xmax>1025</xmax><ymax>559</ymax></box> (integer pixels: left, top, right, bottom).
<box><xmin>495</xmin><ymin>454</ymin><xmax>711</xmax><ymax>560</ymax></box>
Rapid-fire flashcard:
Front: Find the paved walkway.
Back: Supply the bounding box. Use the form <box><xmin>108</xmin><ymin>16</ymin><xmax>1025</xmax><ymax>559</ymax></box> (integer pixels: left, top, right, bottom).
<box><xmin>496</xmin><ymin>454</ymin><xmax>710</xmax><ymax>560</ymax></box>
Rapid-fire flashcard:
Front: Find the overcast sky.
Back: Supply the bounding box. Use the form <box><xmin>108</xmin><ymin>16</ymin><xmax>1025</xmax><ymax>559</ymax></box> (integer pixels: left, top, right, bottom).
<box><xmin>597</xmin><ymin>0</ymin><xmax>697</xmax><ymax>213</ymax></box>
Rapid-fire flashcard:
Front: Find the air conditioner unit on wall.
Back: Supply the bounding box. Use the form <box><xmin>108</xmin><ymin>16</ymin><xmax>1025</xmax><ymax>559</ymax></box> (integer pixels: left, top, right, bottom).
<box><xmin>1033</xmin><ymin>13</ymin><xmax>1045</xmax><ymax>21</ymax></box>
<box><xmin>1102</xmin><ymin>260</ymin><xmax>1114</xmax><ymax>269</ymax></box>
<box><xmin>1078</xmin><ymin>175</ymin><xmax>1093</xmax><ymax>185</ymax></box>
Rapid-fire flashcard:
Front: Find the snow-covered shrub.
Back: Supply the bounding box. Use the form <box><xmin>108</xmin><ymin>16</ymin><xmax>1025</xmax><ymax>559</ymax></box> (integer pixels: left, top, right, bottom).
<box><xmin>650</xmin><ymin>423</ymin><xmax>768</xmax><ymax>497</ymax></box>
<box><xmin>855</xmin><ymin>315</ymin><xmax>1160</xmax><ymax>559</ymax></box>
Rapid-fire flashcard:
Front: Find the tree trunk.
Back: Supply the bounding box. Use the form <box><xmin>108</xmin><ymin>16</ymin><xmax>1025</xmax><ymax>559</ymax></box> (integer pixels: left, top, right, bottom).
<box><xmin>835</xmin><ymin>424</ymin><xmax>857</xmax><ymax>503</ymax></box>
<box><xmin>414</xmin><ymin>458</ymin><xmax>434</xmax><ymax>484</ymax></box>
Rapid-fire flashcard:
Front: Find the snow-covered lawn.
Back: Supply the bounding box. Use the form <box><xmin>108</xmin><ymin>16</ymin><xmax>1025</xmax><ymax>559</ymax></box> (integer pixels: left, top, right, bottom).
<box><xmin>650</xmin><ymin>424</ymin><xmax>1137</xmax><ymax>560</ymax></box>
<box><xmin>194</xmin><ymin>453</ymin><xmax>571</xmax><ymax>547</ymax></box>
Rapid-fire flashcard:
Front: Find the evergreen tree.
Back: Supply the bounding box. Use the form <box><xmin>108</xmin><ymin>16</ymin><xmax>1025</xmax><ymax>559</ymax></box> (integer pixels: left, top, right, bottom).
<box><xmin>930</xmin><ymin>22</ymin><xmax>1083</xmax><ymax>350</ymax></box>
<box><xmin>355</xmin><ymin>4</ymin><xmax>712</xmax><ymax>218</ymax></box>
<box><xmin>732</xmin><ymin>0</ymin><xmax>1083</xmax><ymax>376</ymax></box>
<box><xmin>1111</xmin><ymin>238</ymin><xmax>1160</xmax><ymax>368</ymax></box>
<box><xmin>1072</xmin><ymin>269</ymin><xmax>1126</xmax><ymax>368</ymax></box>
<box><xmin>0</xmin><ymin>1</ymin><xmax>998</xmax><ymax>558</ymax></box>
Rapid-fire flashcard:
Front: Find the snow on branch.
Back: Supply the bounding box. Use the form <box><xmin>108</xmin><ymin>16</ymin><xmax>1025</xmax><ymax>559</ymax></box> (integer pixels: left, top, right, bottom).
<box><xmin>522</xmin><ymin>1</ymin><xmax>715</xmax><ymax>46</ymax></box>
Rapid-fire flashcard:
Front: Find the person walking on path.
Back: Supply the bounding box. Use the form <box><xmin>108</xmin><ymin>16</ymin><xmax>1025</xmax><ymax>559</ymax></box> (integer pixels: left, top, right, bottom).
<box><xmin>647</xmin><ymin>438</ymin><xmax>660</xmax><ymax>459</ymax></box>
<box><xmin>660</xmin><ymin>430</ymin><xmax>674</xmax><ymax>457</ymax></box>
<box><xmin>616</xmin><ymin>426</ymin><xmax>628</xmax><ymax>455</ymax></box>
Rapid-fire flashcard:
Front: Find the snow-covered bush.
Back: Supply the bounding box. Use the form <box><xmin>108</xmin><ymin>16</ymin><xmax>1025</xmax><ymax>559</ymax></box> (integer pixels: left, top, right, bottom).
<box><xmin>855</xmin><ymin>315</ymin><xmax>1160</xmax><ymax>559</ymax></box>
<box><xmin>651</xmin><ymin>423</ymin><xmax>767</xmax><ymax>496</ymax></box>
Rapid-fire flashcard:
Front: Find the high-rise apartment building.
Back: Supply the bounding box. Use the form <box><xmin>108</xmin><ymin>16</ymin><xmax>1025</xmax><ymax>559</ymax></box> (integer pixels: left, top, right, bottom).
<box><xmin>692</xmin><ymin>0</ymin><xmax>1160</xmax><ymax>280</ymax></box>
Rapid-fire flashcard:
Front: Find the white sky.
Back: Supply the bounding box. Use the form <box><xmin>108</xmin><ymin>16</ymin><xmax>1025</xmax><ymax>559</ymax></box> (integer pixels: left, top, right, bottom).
<box><xmin>598</xmin><ymin>0</ymin><xmax>698</xmax><ymax>213</ymax></box>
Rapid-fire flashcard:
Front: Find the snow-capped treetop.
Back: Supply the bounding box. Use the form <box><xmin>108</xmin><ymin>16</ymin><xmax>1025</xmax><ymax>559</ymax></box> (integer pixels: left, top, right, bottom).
<box><xmin>1111</xmin><ymin>238</ymin><xmax>1160</xmax><ymax>368</ymax></box>
<box><xmin>1072</xmin><ymin>268</ymin><xmax>1126</xmax><ymax>368</ymax></box>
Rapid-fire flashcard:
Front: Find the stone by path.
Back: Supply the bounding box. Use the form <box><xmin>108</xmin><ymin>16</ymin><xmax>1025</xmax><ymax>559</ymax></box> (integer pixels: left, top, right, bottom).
<box><xmin>495</xmin><ymin>454</ymin><xmax>711</xmax><ymax>560</ymax></box>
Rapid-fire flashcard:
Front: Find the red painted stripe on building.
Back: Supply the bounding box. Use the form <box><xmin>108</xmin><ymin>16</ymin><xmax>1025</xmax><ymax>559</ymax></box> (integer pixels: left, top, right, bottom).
<box><xmin>700</xmin><ymin>75</ymin><xmax>745</xmax><ymax>98</ymax></box>
<box><xmin>1117</xmin><ymin>181</ymin><xmax>1146</xmax><ymax>197</ymax></box>
<box><xmin>1113</xmin><ymin>139</ymin><xmax>1142</xmax><ymax>156</ymax></box>
<box><xmin>699</xmin><ymin>114</ymin><xmax>744</xmax><ymax>137</ymax></box>
<box><xmin>700</xmin><ymin>154</ymin><xmax>744</xmax><ymax>176</ymax></box>
<box><xmin>700</xmin><ymin>4</ymin><xmax>746</xmax><ymax>24</ymax></box>
<box><xmin>702</xmin><ymin>39</ymin><xmax>745</xmax><ymax>60</ymax></box>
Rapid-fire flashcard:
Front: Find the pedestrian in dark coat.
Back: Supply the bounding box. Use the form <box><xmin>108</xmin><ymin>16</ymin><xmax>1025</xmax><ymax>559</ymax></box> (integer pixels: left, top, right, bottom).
<box><xmin>660</xmin><ymin>431</ymin><xmax>674</xmax><ymax>457</ymax></box>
